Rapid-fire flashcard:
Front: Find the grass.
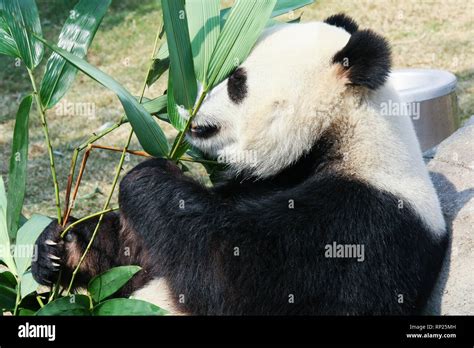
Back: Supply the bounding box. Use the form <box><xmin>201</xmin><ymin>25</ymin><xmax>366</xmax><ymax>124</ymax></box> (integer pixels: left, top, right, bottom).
<box><xmin>0</xmin><ymin>0</ymin><xmax>473</xmax><ymax>219</ymax></box>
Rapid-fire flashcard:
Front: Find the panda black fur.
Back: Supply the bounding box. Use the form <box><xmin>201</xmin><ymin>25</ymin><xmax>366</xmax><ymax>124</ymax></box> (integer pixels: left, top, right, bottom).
<box><xmin>32</xmin><ymin>14</ymin><xmax>448</xmax><ymax>315</ymax></box>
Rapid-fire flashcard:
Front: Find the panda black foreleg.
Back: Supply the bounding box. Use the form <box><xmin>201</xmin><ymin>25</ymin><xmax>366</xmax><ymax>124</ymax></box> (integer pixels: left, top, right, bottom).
<box><xmin>118</xmin><ymin>158</ymin><xmax>314</xmax><ymax>314</ymax></box>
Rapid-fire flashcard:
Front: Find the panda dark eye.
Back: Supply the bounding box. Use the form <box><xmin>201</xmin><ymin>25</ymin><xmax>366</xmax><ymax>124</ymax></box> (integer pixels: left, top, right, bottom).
<box><xmin>227</xmin><ymin>67</ymin><xmax>248</xmax><ymax>104</ymax></box>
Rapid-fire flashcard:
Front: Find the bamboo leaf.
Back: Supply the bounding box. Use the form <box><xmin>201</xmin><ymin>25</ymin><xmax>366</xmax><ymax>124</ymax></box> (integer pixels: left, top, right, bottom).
<box><xmin>0</xmin><ymin>15</ymin><xmax>19</xmax><ymax>58</ymax></box>
<box><xmin>0</xmin><ymin>271</ymin><xmax>17</xmax><ymax>289</ymax></box>
<box><xmin>0</xmin><ymin>284</ymin><xmax>16</xmax><ymax>310</ymax></box>
<box><xmin>14</xmin><ymin>214</ymin><xmax>51</xmax><ymax>277</ymax></box>
<box><xmin>271</xmin><ymin>0</ymin><xmax>314</xmax><ymax>18</ymax></box>
<box><xmin>186</xmin><ymin>0</ymin><xmax>220</xmax><ymax>84</ymax></box>
<box><xmin>155</xmin><ymin>113</ymin><xmax>170</xmax><ymax>124</ymax></box>
<box><xmin>34</xmin><ymin>35</ymin><xmax>169</xmax><ymax>157</ymax></box>
<box><xmin>19</xmin><ymin>271</ymin><xmax>37</xmax><ymax>299</ymax></box>
<box><xmin>88</xmin><ymin>265</ymin><xmax>141</xmax><ymax>303</ymax></box>
<box><xmin>155</xmin><ymin>0</ymin><xmax>314</xmax><ymax>66</ymax></box>
<box><xmin>167</xmin><ymin>74</ymin><xmax>187</xmax><ymax>131</ymax></box>
<box><xmin>39</xmin><ymin>0</ymin><xmax>111</xmax><ymax>109</ymax></box>
<box><xmin>18</xmin><ymin>308</ymin><xmax>35</xmax><ymax>316</ymax></box>
<box><xmin>171</xmin><ymin>135</ymin><xmax>190</xmax><ymax>159</ymax></box>
<box><xmin>0</xmin><ymin>0</ymin><xmax>43</xmax><ymax>69</ymax></box>
<box><xmin>220</xmin><ymin>0</ymin><xmax>313</xmax><ymax>25</ymax></box>
<box><xmin>206</xmin><ymin>0</ymin><xmax>277</xmax><ymax>89</ymax></box>
<box><xmin>161</xmin><ymin>0</ymin><xmax>197</xmax><ymax>110</ymax></box>
<box><xmin>7</xmin><ymin>95</ymin><xmax>32</xmax><ymax>240</ymax></box>
<box><xmin>36</xmin><ymin>295</ymin><xmax>91</xmax><ymax>316</ymax></box>
<box><xmin>0</xmin><ymin>176</ymin><xmax>17</xmax><ymax>276</ymax></box>
<box><xmin>93</xmin><ymin>298</ymin><xmax>167</xmax><ymax>316</ymax></box>
<box><xmin>142</xmin><ymin>94</ymin><xmax>167</xmax><ymax>115</ymax></box>
<box><xmin>145</xmin><ymin>55</ymin><xmax>169</xmax><ymax>87</ymax></box>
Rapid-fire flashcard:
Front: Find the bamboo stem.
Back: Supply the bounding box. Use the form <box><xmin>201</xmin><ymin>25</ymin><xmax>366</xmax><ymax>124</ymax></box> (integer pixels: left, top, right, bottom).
<box><xmin>62</xmin><ymin>145</ymin><xmax>92</xmax><ymax>224</ymax></box>
<box><xmin>180</xmin><ymin>156</ymin><xmax>218</xmax><ymax>165</ymax></box>
<box><xmin>90</xmin><ymin>144</ymin><xmax>150</xmax><ymax>158</ymax></box>
<box><xmin>36</xmin><ymin>295</ymin><xmax>45</xmax><ymax>308</ymax></box>
<box><xmin>27</xmin><ymin>68</ymin><xmax>62</xmax><ymax>224</ymax></box>
<box><xmin>169</xmin><ymin>90</ymin><xmax>207</xmax><ymax>160</ymax></box>
<box><xmin>60</xmin><ymin>207</ymin><xmax>119</xmax><ymax>239</ymax></box>
<box><xmin>63</xmin><ymin>121</ymin><xmax>123</xmax><ymax>224</ymax></box>
<box><xmin>13</xmin><ymin>284</ymin><xmax>21</xmax><ymax>315</ymax></box>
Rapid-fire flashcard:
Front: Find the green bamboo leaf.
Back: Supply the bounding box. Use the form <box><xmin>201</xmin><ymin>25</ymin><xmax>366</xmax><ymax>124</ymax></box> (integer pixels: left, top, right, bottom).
<box><xmin>145</xmin><ymin>26</ymin><xmax>167</xmax><ymax>87</ymax></box>
<box><xmin>0</xmin><ymin>271</ymin><xmax>17</xmax><ymax>288</ymax></box>
<box><xmin>161</xmin><ymin>0</ymin><xmax>197</xmax><ymax>110</ymax></box>
<box><xmin>35</xmin><ymin>35</ymin><xmax>169</xmax><ymax>157</ymax></box>
<box><xmin>142</xmin><ymin>94</ymin><xmax>167</xmax><ymax>115</ymax></box>
<box><xmin>7</xmin><ymin>95</ymin><xmax>32</xmax><ymax>240</ymax></box>
<box><xmin>0</xmin><ymin>15</ymin><xmax>19</xmax><ymax>57</ymax></box>
<box><xmin>155</xmin><ymin>0</ymin><xmax>313</xmax><ymax>65</ymax></box>
<box><xmin>19</xmin><ymin>271</ymin><xmax>37</xmax><ymax>299</ymax></box>
<box><xmin>186</xmin><ymin>0</ymin><xmax>220</xmax><ymax>84</ymax></box>
<box><xmin>220</xmin><ymin>0</ymin><xmax>313</xmax><ymax>25</ymax></box>
<box><xmin>0</xmin><ymin>284</ymin><xmax>16</xmax><ymax>310</ymax></box>
<box><xmin>0</xmin><ymin>0</ymin><xmax>43</xmax><ymax>69</ymax></box>
<box><xmin>36</xmin><ymin>295</ymin><xmax>91</xmax><ymax>316</ymax></box>
<box><xmin>39</xmin><ymin>0</ymin><xmax>111</xmax><ymax>109</ymax></box>
<box><xmin>93</xmin><ymin>298</ymin><xmax>167</xmax><ymax>316</ymax></box>
<box><xmin>167</xmin><ymin>75</ymin><xmax>187</xmax><ymax>131</ymax></box>
<box><xmin>171</xmin><ymin>135</ymin><xmax>190</xmax><ymax>159</ymax></box>
<box><xmin>206</xmin><ymin>0</ymin><xmax>277</xmax><ymax>89</ymax></box>
<box><xmin>0</xmin><ymin>176</ymin><xmax>17</xmax><ymax>276</ymax></box>
<box><xmin>271</xmin><ymin>0</ymin><xmax>314</xmax><ymax>18</ymax></box>
<box><xmin>88</xmin><ymin>265</ymin><xmax>141</xmax><ymax>303</ymax></box>
<box><xmin>154</xmin><ymin>113</ymin><xmax>170</xmax><ymax>124</ymax></box>
<box><xmin>153</xmin><ymin>36</ymin><xmax>169</xmax><ymax>60</ymax></box>
<box><xmin>145</xmin><ymin>55</ymin><xmax>169</xmax><ymax>87</ymax></box>
<box><xmin>14</xmin><ymin>214</ymin><xmax>52</xmax><ymax>277</ymax></box>
<box><xmin>18</xmin><ymin>308</ymin><xmax>35</xmax><ymax>316</ymax></box>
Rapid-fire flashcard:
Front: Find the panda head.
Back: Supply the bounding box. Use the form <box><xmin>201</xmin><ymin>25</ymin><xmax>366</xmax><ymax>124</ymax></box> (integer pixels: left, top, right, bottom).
<box><xmin>187</xmin><ymin>14</ymin><xmax>391</xmax><ymax>178</ymax></box>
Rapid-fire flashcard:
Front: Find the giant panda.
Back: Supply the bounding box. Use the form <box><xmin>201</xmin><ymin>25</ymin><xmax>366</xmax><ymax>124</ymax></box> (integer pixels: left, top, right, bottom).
<box><xmin>32</xmin><ymin>14</ymin><xmax>448</xmax><ymax>315</ymax></box>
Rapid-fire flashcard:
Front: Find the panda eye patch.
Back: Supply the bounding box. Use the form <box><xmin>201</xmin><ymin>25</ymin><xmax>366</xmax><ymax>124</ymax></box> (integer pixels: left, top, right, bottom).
<box><xmin>227</xmin><ymin>67</ymin><xmax>248</xmax><ymax>104</ymax></box>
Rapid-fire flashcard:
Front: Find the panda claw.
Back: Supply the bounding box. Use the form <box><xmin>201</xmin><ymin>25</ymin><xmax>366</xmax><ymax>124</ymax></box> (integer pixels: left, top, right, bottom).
<box><xmin>51</xmin><ymin>262</ymin><xmax>61</xmax><ymax>268</ymax></box>
<box><xmin>48</xmin><ymin>254</ymin><xmax>60</xmax><ymax>260</ymax></box>
<box><xmin>45</xmin><ymin>239</ymin><xmax>57</xmax><ymax>246</ymax></box>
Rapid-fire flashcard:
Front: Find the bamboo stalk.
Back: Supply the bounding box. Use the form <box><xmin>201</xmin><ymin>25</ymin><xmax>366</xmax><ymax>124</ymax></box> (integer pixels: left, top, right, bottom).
<box><xmin>169</xmin><ymin>90</ymin><xmax>208</xmax><ymax>160</ymax></box>
<box><xmin>27</xmin><ymin>68</ymin><xmax>62</xmax><ymax>224</ymax></box>
<box><xmin>63</xmin><ymin>121</ymin><xmax>122</xmax><ymax>222</ymax></box>
<box><xmin>62</xmin><ymin>145</ymin><xmax>92</xmax><ymax>224</ymax></box>
<box><xmin>60</xmin><ymin>207</ymin><xmax>119</xmax><ymax>239</ymax></box>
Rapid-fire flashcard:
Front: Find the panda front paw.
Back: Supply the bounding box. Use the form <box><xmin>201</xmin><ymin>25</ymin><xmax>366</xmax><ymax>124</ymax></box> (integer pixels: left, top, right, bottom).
<box><xmin>31</xmin><ymin>220</ymin><xmax>67</xmax><ymax>286</ymax></box>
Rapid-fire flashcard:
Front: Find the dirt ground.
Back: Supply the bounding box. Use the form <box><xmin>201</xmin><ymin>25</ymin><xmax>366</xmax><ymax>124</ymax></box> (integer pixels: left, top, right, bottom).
<box><xmin>0</xmin><ymin>0</ymin><xmax>473</xmax><ymax>219</ymax></box>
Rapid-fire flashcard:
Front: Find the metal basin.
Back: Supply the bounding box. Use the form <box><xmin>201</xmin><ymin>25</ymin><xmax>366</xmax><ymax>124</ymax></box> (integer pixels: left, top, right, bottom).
<box><xmin>390</xmin><ymin>68</ymin><xmax>458</xmax><ymax>151</ymax></box>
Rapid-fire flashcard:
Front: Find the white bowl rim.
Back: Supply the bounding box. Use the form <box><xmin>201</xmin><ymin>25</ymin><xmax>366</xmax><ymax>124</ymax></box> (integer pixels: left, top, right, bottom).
<box><xmin>389</xmin><ymin>68</ymin><xmax>457</xmax><ymax>103</ymax></box>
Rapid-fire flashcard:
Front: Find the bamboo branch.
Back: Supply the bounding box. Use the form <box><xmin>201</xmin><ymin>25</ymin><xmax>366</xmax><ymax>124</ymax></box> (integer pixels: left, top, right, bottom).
<box><xmin>60</xmin><ymin>207</ymin><xmax>119</xmax><ymax>239</ymax></box>
<box><xmin>27</xmin><ymin>68</ymin><xmax>62</xmax><ymax>224</ymax></box>
<box><xmin>62</xmin><ymin>144</ymin><xmax>93</xmax><ymax>224</ymax></box>
<box><xmin>63</xmin><ymin>121</ymin><xmax>122</xmax><ymax>222</ymax></box>
<box><xmin>169</xmin><ymin>90</ymin><xmax>208</xmax><ymax>160</ymax></box>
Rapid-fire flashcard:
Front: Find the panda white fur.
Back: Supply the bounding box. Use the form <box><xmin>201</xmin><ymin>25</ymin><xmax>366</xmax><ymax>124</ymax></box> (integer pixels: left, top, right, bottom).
<box><xmin>32</xmin><ymin>14</ymin><xmax>448</xmax><ymax>315</ymax></box>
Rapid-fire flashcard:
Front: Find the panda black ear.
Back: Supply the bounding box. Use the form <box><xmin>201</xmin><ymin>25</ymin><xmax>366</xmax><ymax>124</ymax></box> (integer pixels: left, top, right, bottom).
<box><xmin>324</xmin><ymin>13</ymin><xmax>359</xmax><ymax>34</ymax></box>
<box><xmin>332</xmin><ymin>29</ymin><xmax>391</xmax><ymax>90</ymax></box>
